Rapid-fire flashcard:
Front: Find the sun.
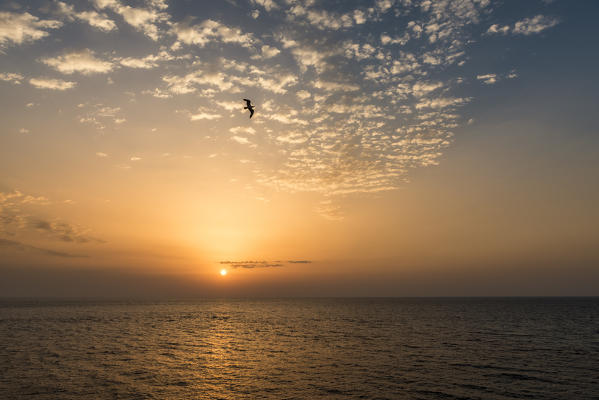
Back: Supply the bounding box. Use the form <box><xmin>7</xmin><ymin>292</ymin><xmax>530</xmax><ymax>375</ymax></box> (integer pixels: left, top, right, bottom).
<box><xmin>220</xmin><ymin>269</ymin><xmax>227</xmax><ymax>276</ymax></box>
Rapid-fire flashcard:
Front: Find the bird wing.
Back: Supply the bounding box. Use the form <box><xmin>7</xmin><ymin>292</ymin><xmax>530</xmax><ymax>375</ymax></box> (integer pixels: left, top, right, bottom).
<box><xmin>243</xmin><ymin>99</ymin><xmax>251</xmax><ymax>107</ymax></box>
<box><xmin>249</xmin><ymin>108</ymin><xmax>254</xmax><ymax>118</ymax></box>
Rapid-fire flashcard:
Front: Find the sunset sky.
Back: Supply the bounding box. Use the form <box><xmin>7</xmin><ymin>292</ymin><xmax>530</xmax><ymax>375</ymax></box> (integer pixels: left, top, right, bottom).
<box><xmin>1</xmin><ymin>0</ymin><xmax>598</xmax><ymax>297</ymax></box>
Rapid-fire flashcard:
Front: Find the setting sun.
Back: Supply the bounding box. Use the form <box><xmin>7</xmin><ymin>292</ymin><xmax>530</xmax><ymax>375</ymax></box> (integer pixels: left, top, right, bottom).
<box><xmin>220</xmin><ymin>269</ymin><xmax>227</xmax><ymax>276</ymax></box>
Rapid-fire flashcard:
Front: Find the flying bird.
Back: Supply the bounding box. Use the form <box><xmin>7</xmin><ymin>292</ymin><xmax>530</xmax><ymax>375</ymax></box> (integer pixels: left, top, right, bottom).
<box><xmin>243</xmin><ymin>98</ymin><xmax>255</xmax><ymax>119</ymax></box>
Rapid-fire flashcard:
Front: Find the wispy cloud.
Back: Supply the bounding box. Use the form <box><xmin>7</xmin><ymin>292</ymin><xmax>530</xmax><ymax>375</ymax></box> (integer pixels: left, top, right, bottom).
<box><xmin>55</xmin><ymin>1</ymin><xmax>116</xmax><ymax>32</ymax></box>
<box><xmin>0</xmin><ymin>189</ymin><xmax>103</xmax><ymax>244</ymax></box>
<box><xmin>513</xmin><ymin>15</ymin><xmax>559</xmax><ymax>35</ymax></box>
<box><xmin>77</xmin><ymin>103</ymin><xmax>126</xmax><ymax>129</ymax></box>
<box><xmin>0</xmin><ymin>238</ymin><xmax>86</xmax><ymax>258</ymax></box>
<box><xmin>93</xmin><ymin>0</ymin><xmax>169</xmax><ymax>40</ymax></box>
<box><xmin>41</xmin><ymin>49</ymin><xmax>114</xmax><ymax>75</ymax></box>
<box><xmin>190</xmin><ymin>111</ymin><xmax>222</xmax><ymax>121</ymax></box>
<box><xmin>118</xmin><ymin>51</ymin><xmax>175</xmax><ymax>69</ymax></box>
<box><xmin>0</xmin><ymin>11</ymin><xmax>62</xmax><ymax>48</ymax></box>
<box><xmin>231</xmin><ymin>135</ymin><xmax>251</xmax><ymax>145</ymax></box>
<box><xmin>476</xmin><ymin>71</ymin><xmax>519</xmax><ymax>85</ymax></box>
<box><xmin>29</xmin><ymin>218</ymin><xmax>105</xmax><ymax>243</ymax></box>
<box><xmin>0</xmin><ymin>72</ymin><xmax>24</xmax><ymax>84</ymax></box>
<box><xmin>251</xmin><ymin>0</ymin><xmax>278</xmax><ymax>12</ymax></box>
<box><xmin>171</xmin><ymin>19</ymin><xmax>255</xmax><ymax>49</ymax></box>
<box><xmin>476</xmin><ymin>73</ymin><xmax>497</xmax><ymax>85</ymax></box>
<box><xmin>487</xmin><ymin>15</ymin><xmax>559</xmax><ymax>36</ymax></box>
<box><xmin>29</xmin><ymin>77</ymin><xmax>76</xmax><ymax>90</ymax></box>
<box><xmin>229</xmin><ymin>126</ymin><xmax>256</xmax><ymax>135</ymax></box>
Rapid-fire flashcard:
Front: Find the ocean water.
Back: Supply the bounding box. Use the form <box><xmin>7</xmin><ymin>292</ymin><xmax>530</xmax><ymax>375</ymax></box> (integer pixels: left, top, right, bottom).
<box><xmin>0</xmin><ymin>298</ymin><xmax>597</xmax><ymax>399</ymax></box>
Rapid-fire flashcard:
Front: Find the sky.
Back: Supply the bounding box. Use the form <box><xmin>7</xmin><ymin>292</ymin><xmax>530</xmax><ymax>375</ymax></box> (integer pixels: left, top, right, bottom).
<box><xmin>0</xmin><ymin>0</ymin><xmax>598</xmax><ymax>297</ymax></box>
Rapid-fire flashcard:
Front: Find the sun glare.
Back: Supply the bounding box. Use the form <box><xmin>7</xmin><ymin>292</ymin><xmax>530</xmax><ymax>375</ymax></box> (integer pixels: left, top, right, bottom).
<box><xmin>220</xmin><ymin>269</ymin><xmax>227</xmax><ymax>276</ymax></box>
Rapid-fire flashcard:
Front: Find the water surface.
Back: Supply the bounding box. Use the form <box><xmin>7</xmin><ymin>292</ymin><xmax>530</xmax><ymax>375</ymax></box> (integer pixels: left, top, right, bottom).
<box><xmin>1</xmin><ymin>298</ymin><xmax>597</xmax><ymax>399</ymax></box>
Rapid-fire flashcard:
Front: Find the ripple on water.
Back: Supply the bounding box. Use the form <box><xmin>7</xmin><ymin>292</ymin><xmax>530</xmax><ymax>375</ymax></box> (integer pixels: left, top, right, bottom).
<box><xmin>0</xmin><ymin>298</ymin><xmax>597</xmax><ymax>399</ymax></box>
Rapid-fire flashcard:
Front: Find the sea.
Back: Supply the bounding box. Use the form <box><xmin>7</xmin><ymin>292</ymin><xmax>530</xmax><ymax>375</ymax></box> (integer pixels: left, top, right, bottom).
<box><xmin>0</xmin><ymin>298</ymin><xmax>597</xmax><ymax>399</ymax></box>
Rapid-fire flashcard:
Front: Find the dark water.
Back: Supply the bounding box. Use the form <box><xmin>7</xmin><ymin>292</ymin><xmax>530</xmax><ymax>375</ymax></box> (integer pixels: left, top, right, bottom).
<box><xmin>0</xmin><ymin>298</ymin><xmax>597</xmax><ymax>399</ymax></box>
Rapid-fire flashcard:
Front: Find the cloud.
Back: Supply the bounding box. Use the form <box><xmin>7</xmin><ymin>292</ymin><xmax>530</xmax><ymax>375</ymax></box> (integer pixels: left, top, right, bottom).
<box><xmin>1</xmin><ymin>189</ymin><xmax>102</xmax><ymax>245</ymax></box>
<box><xmin>287</xmin><ymin>44</ymin><xmax>337</xmax><ymax>73</ymax></box>
<box><xmin>119</xmin><ymin>51</ymin><xmax>174</xmax><ymax>69</ymax></box>
<box><xmin>315</xmin><ymin>199</ymin><xmax>345</xmax><ymax>221</ymax></box>
<box><xmin>415</xmin><ymin>97</ymin><xmax>469</xmax><ymax>110</ymax></box>
<box><xmin>171</xmin><ymin>19</ymin><xmax>255</xmax><ymax>48</ymax></box>
<box><xmin>117</xmin><ymin>7</ymin><xmax>162</xmax><ymax>39</ymax></box>
<box><xmin>55</xmin><ymin>1</ymin><xmax>116</xmax><ymax>32</ymax></box>
<box><xmin>190</xmin><ymin>111</ymin><xmax>222</xmax><ymax>121</ymax></box>
<box><xmin>487</xmin><ymin>15</ymin><xmax>559</xmax><ymax>36</ymax></box>
<box><xmin>264</xmin><ymin>112</ymin><xmax>308</xmax><ymax>126</ymax></box>
<box><xmin>219</xmin><ymin>259</ymin><xmax>311</xmax><ymax>269</ymax></box>
<box><xmin>253</xmin><ymin>73</ymin><xmax>297</xmax><ymax>94</ymax></box>
<box><xmin>381</xmin><ymin>32</ymin><xmax>410</xmax><ymax>46</ymax></box>
<box><xmin>231</xmin><ymin>135</ymin><xmax>251</xmax><ymax>145</ymax></box>
<box><xmin>162</xmin><ymin>69</ymin><xmax>235</xmax><ymax>94</ymax></box>
<box><xmin>208</xmin><ymin>1</ymin><xmax>495</xmax><ymax>209</ymax></box>
<box><xmin>220</xmin><ymin>261</ymin><xmax>283</xmax><ymax>269</ymax></box>
<box><xmin>0</xmin><ymin>11</ymin><xmax>62</xmax><ymax>47</ymax></box>
<box><xmin>41</xmin><ymin>49</ymin><xmax>114</xmax><ymax>75</ymax></box>
<box><xmin>0</xmin><ymin>72</ymin><xmax>23</xmax><ymax>84</ymax></box>
<box><xmin>376</xmin><ymin>0</ymin><xmax>393</xmax><ymax>13</ymax></box>
<box><xmin>477</xmin><ymin>71</ymin><xmax>518</xmax><ymax>85</ymax></box>
<box><xmin>230</xmin><ymin>126</ymin><xmax>256</xmax><ymax>135</ymax></box>
<box><xmin>0</xmin><ymin>190</ymin><xmax>49</xmax><ymax>208</ymax></box>
<box><xmin>486</xmin><ymin>24</ymin><xmax>510</xmax><ymax>35</ymax></box>
<box><xmin>77</xmin><ymin>104</ymin><xmax>126</xmax><ymax>129</ymax></box>
<box><xmin>215</xmin><ymin>100</ymin><xmax>241</xmax><ymax>111</ymax></box>
<box><xmin>287</xmin><ymin>4</ymin><xmax>360</xmax><ymax>30</ymax></box>
<box><xmin>161</xmin><ymin>61</ymin><xmax>296</xmax><ymax>96</ymax></box>
<box><xmin>93</xmin><ymin>0</ymin><xmax>168</xmax><ymax>40</ymax></box>
<box><xmin>513</xmin><ymin>15</ymin><xmax>559</xmax><ymax>35</ymax></box>
<box><xmin>29</xmin><ymin>77</ymin><xmax>76</xmax><ymax>90</ymax></box>
<box><xmin>477</xmin><ymin>73</ymin><xmax>497</xmax><ymax>84</ymax></box>
<box><xmin>296</xmin><ymin>90</ymin><xmax>311</xmax><ymax>100</ymax></box>
<box><xmin>313</xmin><ymin>79</ymin><xmax>360</xmax><ymax>92</ymax></box>
<box><xmin>251</xmin><ymin>0</ymin><xmax>278</xmax><ymax>12</ymax></box>
<box><xmin>29</xmin><ymin>218</ymin><xmax>104</xmax><ymax>243</ymax></box>
<box><xmin>260</xmin><ymin>45</ymin><xmax>280</xmax><ymax>58</ymax></box>
<box><xmin>0</xmin><ymin>238</ymin><xmax>86</xmax><ymax>258</ymax></box>
<box><xmin>411</xmin><ymin>81</ymin><xmax>444</xmax><ymax>97</ymax></box>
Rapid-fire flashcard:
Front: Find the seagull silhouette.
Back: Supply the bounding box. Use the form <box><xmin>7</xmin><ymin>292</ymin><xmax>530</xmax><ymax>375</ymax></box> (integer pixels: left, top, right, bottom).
<box><xmin>243</xmin><ymin>98</ymin><xmax>255</xmax><ymax>119</ymax></box>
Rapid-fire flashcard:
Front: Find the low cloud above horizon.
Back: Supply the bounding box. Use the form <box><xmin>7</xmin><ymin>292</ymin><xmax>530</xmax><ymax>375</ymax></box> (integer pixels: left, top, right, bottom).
<box><xmin>220</xmin><ymin>260</ymin><xmax>312</xmax><ymax>269</ymax></box>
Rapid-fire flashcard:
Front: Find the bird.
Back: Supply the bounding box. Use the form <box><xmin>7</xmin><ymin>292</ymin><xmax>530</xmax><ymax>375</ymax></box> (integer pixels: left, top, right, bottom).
<box><xmin>243</xmin><ymin>98</ymin><xmax>255</xmax><ymax>119</ymax></box>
